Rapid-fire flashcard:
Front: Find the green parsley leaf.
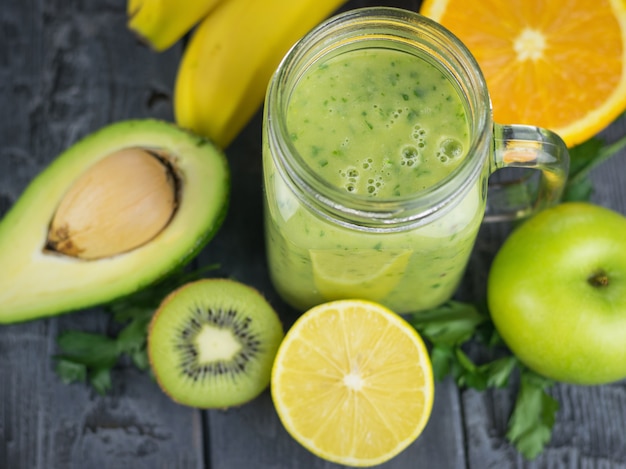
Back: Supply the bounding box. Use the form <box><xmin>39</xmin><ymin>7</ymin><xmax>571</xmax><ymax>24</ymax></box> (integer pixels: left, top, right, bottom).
<box><xmin>484</xmin><ymin>356</ymin><xmax>518</xmax><ymax>388</ymax></box>
<box><xmin>563</xmin><ymin>176</ymin><xmax>594</xmax><ymax>202</ymax></box>
<box><xmin>90</xmin><ymin>367</ymin><xmax>113</xmax><ymax>395</ymax></box>
<box><xmin>563</xmin><ymin>137</ymin><xmax>603</xmax><ymax>202</ymax></box>
<box><xmin>131</xmin><ymin>349</ymin><xmax>150</xmax><ymax>371</ymax></box>
<box><xmin>410</xmin><ymin>300</ymin><xmax>487</xmax><ymax>347</ymax></box>
<box><xmin>54</xmin><ymin>358</ymin><xmax>87</xmax><ymax>385</ymax></box>
<box><xmin>116</xmin><ymin>313</ymin><xmax>152</xmax><ymax>355</ymax></box>
<box><xmin>56</xmin><ymin>332</ymin><xmax>119</xmax><ymax>368</ymax></box>
<box><xmin>409</xmin><ymin>300</ymin><xmax>553</xmax><ymax>460</ymax></box>
<box><xmin>451</xmin><ymin>349</ymin><xmax>517</xmax><ymax>391</ymax></box>
<box><xmin>568</xmin><ymin>137</ymin><xmax>605</xmax><ymax>180</ymax></box>
<box><xmin>564</xmin><ymin>130</ymin><xmax>626</xmax><ymax>202</ymax></box>
<box><xmin>454</xmin><ymin>347</ymin><xmax>487</xmax><ymax>389</ymax></box>
<box><xmin>429</xmin><ymin>344</ymin><xmax>455</xmax><ymax>381</ymax></box>
<box><xmin>506</xmin><ymin>370</ymin><xmax>559</xmax><ymax>460</ymax></box>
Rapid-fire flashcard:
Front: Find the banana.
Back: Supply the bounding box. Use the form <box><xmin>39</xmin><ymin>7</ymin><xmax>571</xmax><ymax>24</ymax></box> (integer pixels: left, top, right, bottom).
<box><xmin>127</xmin><ymin>0</ymin><xmax>224</xmax><ymax>51</ymax></box>
<box><xmin>174</xmin><ymin>0</ymin><xmax>347</xmax><ymax>149</ymax></box>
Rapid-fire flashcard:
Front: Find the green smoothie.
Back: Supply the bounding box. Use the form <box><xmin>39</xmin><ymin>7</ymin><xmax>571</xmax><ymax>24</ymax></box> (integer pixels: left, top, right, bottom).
<box><xmin>264</xmin><ymin>47</ymin><xmax>485</xmax><ymax>313</ymax></box>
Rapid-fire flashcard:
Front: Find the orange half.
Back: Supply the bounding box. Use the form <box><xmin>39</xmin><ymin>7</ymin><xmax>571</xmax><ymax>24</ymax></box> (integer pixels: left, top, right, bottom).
<box><xmin>421</xmin><ymin>0</ymin><xmax>626</xmax><ymax>147</ymax></box>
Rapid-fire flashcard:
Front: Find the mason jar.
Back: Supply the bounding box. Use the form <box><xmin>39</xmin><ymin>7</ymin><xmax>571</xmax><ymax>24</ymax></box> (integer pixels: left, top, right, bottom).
<box><xmin>262</xmin><ymin>7</ymin><xmax>569</xmax><ymax>314</ymax></box>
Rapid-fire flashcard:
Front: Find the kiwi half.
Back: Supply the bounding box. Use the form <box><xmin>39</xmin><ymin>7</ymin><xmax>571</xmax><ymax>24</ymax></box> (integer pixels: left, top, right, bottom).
<box><xmin>148</xmin><ymin>278</ymin><xmax>284</xmax><ymax>408</ymax></box>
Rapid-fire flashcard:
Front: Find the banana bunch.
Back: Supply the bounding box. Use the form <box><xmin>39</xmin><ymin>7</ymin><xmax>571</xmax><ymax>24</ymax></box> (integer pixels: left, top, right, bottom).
<box><xmin>128</xmin><ymin>0</ymin><xmax>348</xmax><ymax>148</ymax></box>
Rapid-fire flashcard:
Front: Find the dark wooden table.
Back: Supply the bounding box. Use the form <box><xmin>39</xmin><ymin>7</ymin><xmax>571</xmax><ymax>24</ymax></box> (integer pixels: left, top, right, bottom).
<box><xmin>2</xmin><ymin>0</ymin><xmax>626</xmax><ymax>468</ymax></box>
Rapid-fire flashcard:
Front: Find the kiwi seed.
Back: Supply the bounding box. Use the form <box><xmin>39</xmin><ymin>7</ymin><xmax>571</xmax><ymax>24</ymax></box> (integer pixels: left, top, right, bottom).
<box><xmin>148</xmin><ymin>278</ymin><xmax>284</xmax><ymax>409</ymax></box>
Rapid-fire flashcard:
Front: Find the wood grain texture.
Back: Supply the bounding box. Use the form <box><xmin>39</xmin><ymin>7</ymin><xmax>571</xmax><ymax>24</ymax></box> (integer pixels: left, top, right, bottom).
<box><xmin>2</xmin><ymin>0</ymin><xmax>626</xmax><ymax>468</ymax></box>
<box><xmin>0</xmin><ymin>0</ymin><xmax>203</xmax><ymax>467</ymax></box>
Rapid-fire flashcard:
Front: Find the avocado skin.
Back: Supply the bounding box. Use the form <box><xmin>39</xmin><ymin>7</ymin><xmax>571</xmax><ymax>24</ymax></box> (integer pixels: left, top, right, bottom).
<box><xmin>0</xmin><ymin>119</ymin><xmax>230</xmax><ymax>323</ymax></box>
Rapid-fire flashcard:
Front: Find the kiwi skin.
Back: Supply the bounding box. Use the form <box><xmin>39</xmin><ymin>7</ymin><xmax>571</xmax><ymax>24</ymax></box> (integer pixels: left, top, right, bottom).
<box><xmin>147</xmin><ymin>278</ymin><xmax>284</xmax><ymax>409</ymax></box>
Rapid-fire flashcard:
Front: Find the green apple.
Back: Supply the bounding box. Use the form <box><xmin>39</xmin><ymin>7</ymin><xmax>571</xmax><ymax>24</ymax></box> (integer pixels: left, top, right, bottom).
<box><xmin>487</xmin><ymin>202</ymin><xmax>626</xmax><ymax>385</ymax></box>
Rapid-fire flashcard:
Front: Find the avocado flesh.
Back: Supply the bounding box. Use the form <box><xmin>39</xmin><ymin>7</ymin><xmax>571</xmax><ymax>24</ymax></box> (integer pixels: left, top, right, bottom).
<box><xmin>0</xmin><ymin>120</ymin><xmax>229</xmax><ymax>323</ymax></box>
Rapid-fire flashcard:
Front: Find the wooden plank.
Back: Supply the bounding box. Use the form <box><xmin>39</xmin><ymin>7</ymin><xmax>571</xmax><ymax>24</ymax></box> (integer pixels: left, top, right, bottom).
<box><xmin>0</xmin><ymin>0</ymin><xmax>205</xmax><ymax>467</ymax></box>
<box><xmin>38</xmin><ymin>365</ymin><xmax>205</xmax><ymax>469</ymax></box>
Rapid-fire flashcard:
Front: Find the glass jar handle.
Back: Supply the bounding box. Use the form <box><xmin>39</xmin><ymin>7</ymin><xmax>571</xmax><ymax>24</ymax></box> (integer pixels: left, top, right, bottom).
<box><xmin>485</xmin><ymin>123</ymin><xmax>570</xmax><ymax>222</ymax></box>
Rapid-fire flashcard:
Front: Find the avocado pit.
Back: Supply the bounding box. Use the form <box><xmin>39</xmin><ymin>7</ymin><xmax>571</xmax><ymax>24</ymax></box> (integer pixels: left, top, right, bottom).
<box><xmin>46</xmin><ymin>147</ymin><xmax>178</xmax><ymax>260</ymax></box>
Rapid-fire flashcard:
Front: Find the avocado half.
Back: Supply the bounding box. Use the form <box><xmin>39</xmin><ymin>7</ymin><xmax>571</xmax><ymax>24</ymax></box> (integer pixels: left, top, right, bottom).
<box><xmin>0</xmin><ymin>120</ymin><xmax>229</xmax><ymax>323</ymax></box>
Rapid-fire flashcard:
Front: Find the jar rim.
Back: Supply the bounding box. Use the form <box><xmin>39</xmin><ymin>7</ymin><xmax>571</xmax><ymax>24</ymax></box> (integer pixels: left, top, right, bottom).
<box><xmin>266</xmin><ymin>6</ymin><xmax>492</xmax><ymax>230</ymax></box>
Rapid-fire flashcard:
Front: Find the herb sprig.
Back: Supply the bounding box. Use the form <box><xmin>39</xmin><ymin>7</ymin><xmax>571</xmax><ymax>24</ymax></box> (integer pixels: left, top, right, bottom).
<box><xmin>408</xmin><ymin>301</ymin><xmax>558</xmax><ymax>460</ymax></box>
<box><xmin>564</xmin><ymin>128</ymin><xmax>626</xmax><ymax>202</ymax></box>
<box><xmin>54</xmin><ymin>265</ymin><xmax>218</xmax><ymax>394</ymax></box>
